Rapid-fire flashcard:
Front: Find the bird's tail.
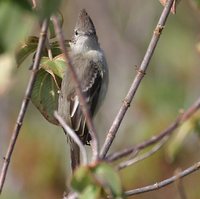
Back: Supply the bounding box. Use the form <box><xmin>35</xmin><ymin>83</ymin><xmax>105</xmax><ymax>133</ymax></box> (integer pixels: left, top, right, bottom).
<box><xmin>70</xmin><ymin>140</ymin><xmax>80</xmax><ymax>172</ymax></box>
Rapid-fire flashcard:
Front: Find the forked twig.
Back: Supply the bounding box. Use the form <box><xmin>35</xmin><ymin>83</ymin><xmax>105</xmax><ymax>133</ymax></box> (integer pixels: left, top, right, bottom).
<box><xmin>54</xmin><ymin>112</ymin><xmax>88</xmax><ymax>165</ymax></box>
<box><xmin>125</xmin><ymin>161</ymin><xmax>200</xmax><ymax>196</ymax></box>
<box><xmin>107</xmin><ymin>96</ymin><xmax>200</xmax><ymax>162</ymax></box>
<box><xmin>100</xmin><ymin>0</ymin><xmax>175</xmax><ymax>158</ymax></box>
<box><xmin>117</xmin><ymin>136</ymin><xmax>169</xmax><ymax>170</ymax></box>
<box><xmin>0</xmin><ymin>19</ymin><xmax>49</xmax><ymax>194</ymax></box>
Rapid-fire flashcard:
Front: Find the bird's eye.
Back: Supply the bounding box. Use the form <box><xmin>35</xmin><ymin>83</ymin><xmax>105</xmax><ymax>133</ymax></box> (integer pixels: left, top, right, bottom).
<box><xmin>75</xmin><ymin>30</ymin><xmax>78</xmax><ymax>36</ymax></box>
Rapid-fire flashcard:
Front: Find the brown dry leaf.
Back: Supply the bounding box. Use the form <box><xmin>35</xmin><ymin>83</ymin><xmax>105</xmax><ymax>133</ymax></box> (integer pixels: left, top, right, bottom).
<box><xmin>159</xmin><ymin>0</ymin><xmax>181</xmax><ymax>14</ymax></box>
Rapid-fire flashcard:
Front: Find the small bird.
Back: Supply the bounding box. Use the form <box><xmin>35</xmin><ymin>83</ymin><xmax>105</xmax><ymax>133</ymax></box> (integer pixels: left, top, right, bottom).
<box><xmin>58</xmin><ymin>9</ymin><xmax>108</xmax><ymax>171</ymax></box>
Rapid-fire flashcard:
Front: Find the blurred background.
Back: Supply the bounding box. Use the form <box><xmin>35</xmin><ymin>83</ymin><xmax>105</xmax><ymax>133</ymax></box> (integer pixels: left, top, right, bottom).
<box><xmin>0</xmin><ymin>0</ymin><xmax>200</xmax><ymax>198</ymax></box>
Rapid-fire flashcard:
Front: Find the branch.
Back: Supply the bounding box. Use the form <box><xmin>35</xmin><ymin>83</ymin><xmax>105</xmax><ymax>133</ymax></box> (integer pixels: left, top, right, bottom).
<box><xmin>54</xmin><ymin>111</ymin><xmax>88</xmax><ymax>166</ymax></box>
<box><xmin>174</xmin><ymin>169</ymin><xmax>188</xmax><ymax>199</ymax></box>
<box><xmin>117</xmin><ymin>135</ymin><xmax>169</xmax><ymax>170</ymax></box>
<box><xmin>0</xmin><ymin>19</ymin><xmax>49</xmax><ymax>194</ymax></box>
<box><xmin>124</xmin><ymin>161</ymin><xmax>200</xmax><ymax>196</ymax></box>
<box><xmin>100</xmin><ymin>0</ymin><xmax>175</xmax><ymax>158</ymax></box>
<box><xmin>107</xmin><ymin>96</ymin><xmax>200</xmax><ymax>162</ymax></box>
<box><xmin>52</xmin><ymin>16</ymin><xmax>99</xmax><ymax>161</ymax></box>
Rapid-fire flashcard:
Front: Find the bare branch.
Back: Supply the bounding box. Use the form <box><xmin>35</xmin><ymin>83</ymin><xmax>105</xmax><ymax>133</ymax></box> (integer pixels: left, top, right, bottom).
<box><xmin>117</xmin><ymin>136</ymin><xmax>169</xmax><ymax>170</ymax></box>
<box><xmin>54</xmin><ymin>111</ymin><xmax>88</xmax><ymax>166</ymax></box>
<box><xmin>0</xmin><ymin>19</ymin><xmax>49</xmax><ymax>194</ymax></box>
<box><xmin>45</xmin><ymin>38</ymin><xmax>53</xmax><ymax>60</ymax></box>
<box><xmin>52</xmin><ymin>15</ymin><xmax>99</xmax><ymax>161</ymax></box>
<box><xmin>107</xmin><ymin>96</ymin><xmax>200</xmax><ymax>162</ymax></box>
<box><xmin>125</xmin><ymin>161</ymin><xmax>200</xmax><ymax>196</ymax></box>
<box><xmin>100</xmin><ymin>0</ymin><xmax>175</xmax><ymax>158</ymax></box>
<box><xmin>174</xmin><ymin>169</ymin><xmax>188</xmax><ymax>199</ymax></box>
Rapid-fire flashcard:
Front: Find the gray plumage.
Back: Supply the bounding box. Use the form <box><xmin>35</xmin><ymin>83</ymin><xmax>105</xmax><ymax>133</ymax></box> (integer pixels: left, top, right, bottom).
<box><xmin>58</xmin><ymin>9</ymin><xmax>108</xmax><ymax>171</ymax></box>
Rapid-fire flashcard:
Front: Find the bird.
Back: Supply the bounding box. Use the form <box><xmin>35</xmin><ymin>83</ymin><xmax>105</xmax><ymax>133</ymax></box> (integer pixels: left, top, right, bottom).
<box><xmin>58</xmin><ymin>9</ymin><xmax>109</xmax><ymax>171</ymax></box>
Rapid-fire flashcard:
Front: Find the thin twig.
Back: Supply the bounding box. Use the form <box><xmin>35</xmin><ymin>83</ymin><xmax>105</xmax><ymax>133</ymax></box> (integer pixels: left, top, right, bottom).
<box><xmin>124</xmin><ymin>161</ymin><xmax>200</xmax><ymax>196</ymax></box>
<box><xmin>31</xmin><ymin>0</ymin><xmax>53</xmax><ymax>61</ymax></box>
<box><xmin>52</xmin><ymin>16</ymin><xmax>99</xmax><ymax>161</ymax></box>
<box><xmin>107</xmin><ymin>96</ymin><xmax>200</xmax><ymax>162</ymax></box>
<box><xmin>174</xmin><ymin>169</ymin><xmax>188</xmax><ymax>199</ymax></box>
<box><xmin>0</xmin><ymin>19</ymin><xmax>49</xmax><ymax>194</ymax></box>
<box><xmin>117</xmin><ymin>136</ymin><xmax>169</xmax><ymax>170</ymax></box>
<box><xmin>54</xmin><ymin>111</ymin><xmax>88</xmax><ymax>165</ymax></box>
<box><xmin>100</xmin><ymin>0</ymin><xmax>175</xmax><ymax>158</ymax></box>
<box><xmin>45</xmin><ymin>38</ymin><xmax>53</xmax><ymax>60</ymax></box>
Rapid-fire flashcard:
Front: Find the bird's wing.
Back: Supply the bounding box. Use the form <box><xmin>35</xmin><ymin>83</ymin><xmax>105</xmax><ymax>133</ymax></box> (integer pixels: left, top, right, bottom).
<box><xmin>69</xmin><ymin>60</ymin><xmax>103</xmax><ymax>144</ymax></box>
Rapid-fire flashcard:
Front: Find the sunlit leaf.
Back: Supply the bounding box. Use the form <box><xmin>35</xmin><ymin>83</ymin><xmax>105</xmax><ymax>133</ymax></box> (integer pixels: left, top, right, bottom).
<box><xmin>50</xmin><ymin>40</ymin><xmax>70</xmax><ymax>57</ymax></box>
<box><xmin>93</xmin><ymin>162</ymin><xmax>124</xmax><ymax>198</ymax></box>
<box><xmin>80</xmin><ymin>185</ymin><xmax>102</xmax><ymax>199</ymax></box>
<box><xmin>31</xmin><ymin>69</ymin><xmax>61</xmax><ymax>125</ymax></box>
<box><xmin>40</xmin><ymin>55</ymin><xmax>66</xmax><ymax>78</ymax></box>
<box><xmin>71</xmin><ymin>166</ymin><xmax>96</xmax><ymax>193</ymax></box>
<box><xmin>71</xmin><ymin>163</ymin><xmax>124</xmax><ymax>199</ymax></box>
<box><xmin>16</xmin><ymin>36</ymin><xmax>39</xmax><ymax>67</ymax></box>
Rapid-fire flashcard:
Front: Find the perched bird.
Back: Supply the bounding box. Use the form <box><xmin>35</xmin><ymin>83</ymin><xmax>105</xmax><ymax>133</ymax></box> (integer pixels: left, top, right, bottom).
<box><xmin>58</xmin><ymin>9</ymin><xmax>108</xmax><ymax>171</ymax></box>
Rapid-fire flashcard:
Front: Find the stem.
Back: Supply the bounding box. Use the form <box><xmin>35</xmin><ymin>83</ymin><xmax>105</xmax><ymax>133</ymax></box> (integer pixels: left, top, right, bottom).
<box><xmin>100</xmin><ymin>0</ymin><xmax>175</xmax><ymax>158</ymax></box>
<box><xmin>0</xmin><ymin>19</ymin><xmax>49</xmax><ymax>194</ymax></box>
<box><xmin>125</xmin><ymin>161</ymin><xmax>200</xmax><ymax>196</ymax></box>
<box><xmin>107</xmin><ymin>96</ymin><xmax>200</xmax><ymax>161</ymax></box>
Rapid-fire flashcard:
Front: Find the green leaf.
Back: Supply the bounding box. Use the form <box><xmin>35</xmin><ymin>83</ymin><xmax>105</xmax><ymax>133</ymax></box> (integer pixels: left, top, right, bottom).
<box><xmin>31</xmin><ymin>68</ymin><xmax>61</xmax><ymax>125</ymax></box>
<box><xmin>71</xmin><ymin>164</ymin><xmax>124</xmax><ymax>199</ymax></box>
<box><xmin>16</xmin><ymin>38</ymin><xmax>69</xmax><ymax>67</ymax></box>
<box><xmin>0</xmin><ymin>1</ymin><xmax>34</xmax><ymax>54</ymax></box>
<box><xmin>10</xmin><ymin>0</ymin><xmax>32</xmax><ymax>11</ymax></box>
<box><xmin>71</xmin><ymin>166</ymin><xmax>96</xmax><ymax>193</ymax></box>
<box><xmin>40</xmin><ymin>55</ymin><xmax>66</xmax><ymax>78</ymax></box>
<box><xmin>16</xmin><ymin>36</ymin><xmax>39</xmax><ymax>67</ymax></box>
<box><xmin>93</xmin><ymin>163</ymin><xmax>124</xmax><ymax>198</ymax></box>
<box><xmin>49</xmin><ymin>40</ymin><xmax>70</xmax><ymax>57</ymax></box>
<box><xmin>80</xmin><ymin>185</ymin><xmax>102</xmax><ymax>199</ymax></box>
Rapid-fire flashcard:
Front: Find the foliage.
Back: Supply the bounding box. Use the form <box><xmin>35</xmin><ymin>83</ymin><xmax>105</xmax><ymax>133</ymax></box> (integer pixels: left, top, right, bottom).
<box><xmin>1</xmin><ymin>0</ymin><xmax>200</xmax><ymax>199</ymax></box>
<box><xmin>14</xmin><ymin>9</ymin><xmax>69</xmax><ymax>124</ymax></box>
<box><xmin>71</xmin><ymin>162</ymin><xmax>125</xmax><ymax>199</ymax></box>
<box><xmin>0</xmin><ymin>0</ymin><xmax>33</xmax><ymax>54</ymax></box>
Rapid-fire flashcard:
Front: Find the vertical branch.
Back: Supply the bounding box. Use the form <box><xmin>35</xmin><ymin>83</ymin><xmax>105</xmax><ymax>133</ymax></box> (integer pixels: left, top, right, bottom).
<box><xmin>52</xmin><ymin>16</ymin><xmax>99</xmax><ymax>161</ymax></box>
<box><xmin>100</xmin><ymin>0</ymin><xmax>175</xmax><ymax>158</ymax></box>
<box><xmin>0</xmin><ymin>19</ymin><xmax>49</xmax><ymax>194</ymax></box>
